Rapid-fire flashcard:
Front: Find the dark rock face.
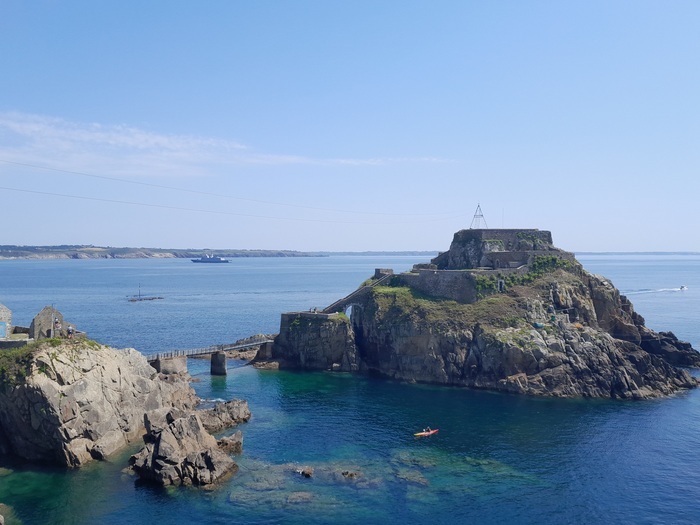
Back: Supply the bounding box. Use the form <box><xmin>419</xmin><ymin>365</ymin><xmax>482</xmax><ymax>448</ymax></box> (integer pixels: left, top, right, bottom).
<box><xmin>640</xmin><ymin>331</ymin><xmax>700</xmax><ymax>367</ymax></box>
<box><xmin>270</xmin><ymin>313</ymin><xmax>360</xmax><ymax>372</ymax></box>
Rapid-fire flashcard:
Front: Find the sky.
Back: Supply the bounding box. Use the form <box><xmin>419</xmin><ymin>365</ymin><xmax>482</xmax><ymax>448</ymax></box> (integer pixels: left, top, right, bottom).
<box><xmin>1</xmin><ymin>1</ymin><xmax>699</xmax><ymax>252</ymax></box>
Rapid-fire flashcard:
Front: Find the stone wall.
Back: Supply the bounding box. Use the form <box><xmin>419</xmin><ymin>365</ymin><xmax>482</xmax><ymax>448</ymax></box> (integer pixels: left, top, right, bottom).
<box><xmin>432</xmin><ymin>229</ymin><xmax>556</xmax><ymax>270</ymax></box>
<box><xmin>28</xmin><ymin>306</ymin><xmax>78</xmax><ymax>340</ymax></box>
<box><xmin>29</xmin><ymin>306</ymin><xmax>60</xmax><ymax>339</ymax></box>
<box><xmin>397</xmin><ymin>270</ymin><xmax>479</xmax><ymax>303</ymax></box>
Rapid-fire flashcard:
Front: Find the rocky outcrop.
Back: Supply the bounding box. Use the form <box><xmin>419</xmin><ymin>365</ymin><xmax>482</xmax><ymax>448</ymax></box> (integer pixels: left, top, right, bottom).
<box><xmin>350</xmin><ymin>271</ymin><xmax>698</xmax><ymax>398</ymax></box>
<box><xmin>198</xmin><ymin>399</ymin><xmax>251</xmax><ymax>433</ymax></box>
<box><xmin>218</xmin><ymin>431</ymin><xmax>243</xmax><ymax>454</ymax></box>
<box><xmin>129</xmin><ymin>409</ymin><xmax>237</xmax><ymax>486</ymax></box>
<box><xmin>269</xmin><ymin>313</ymin><xmax>360</xmax><ymax>372</ymax></box>
<box><xmin>269</xmin><ymin>229</ymin><xmax>699</xmax><ymax>399</ymax></box>
<box><xmin>0</xmin><ymin>340</ymin><xmax>197</xmax><ymax>467</ymax></box>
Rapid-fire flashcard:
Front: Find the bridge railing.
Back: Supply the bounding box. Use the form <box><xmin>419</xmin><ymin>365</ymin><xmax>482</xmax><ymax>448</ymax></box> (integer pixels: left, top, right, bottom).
<box><xmin>148</xmin><ymin>337</ymin><xmax>273</xmax><ymax>362</ymax></box>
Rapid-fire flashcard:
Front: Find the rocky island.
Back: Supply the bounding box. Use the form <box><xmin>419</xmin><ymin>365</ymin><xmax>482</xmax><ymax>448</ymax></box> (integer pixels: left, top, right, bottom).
<box><xmin>263</xmin><ymin>228</ymin><xmax>699</xmax><ymax>398</ymax></box>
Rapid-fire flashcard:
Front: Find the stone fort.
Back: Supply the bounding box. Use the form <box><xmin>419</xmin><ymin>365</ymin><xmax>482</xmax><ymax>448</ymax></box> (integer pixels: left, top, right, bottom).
<box><xmin>392</xmin><ymin>228</ymin><xmax>575</xmax><ymax>304</ymax></box>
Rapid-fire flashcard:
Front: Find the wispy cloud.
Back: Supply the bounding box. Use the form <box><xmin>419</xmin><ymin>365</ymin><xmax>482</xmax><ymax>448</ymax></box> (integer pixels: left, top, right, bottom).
<box><xmin>0</xmin><ymin>111</ymin><xmax>449</xmax><ymax>178</ymax></box>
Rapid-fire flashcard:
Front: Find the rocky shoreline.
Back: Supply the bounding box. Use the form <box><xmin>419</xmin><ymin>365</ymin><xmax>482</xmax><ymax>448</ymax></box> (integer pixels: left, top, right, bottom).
<box><xmin>0</xmin><ymin>340</ymin><xmax>249</xmax><ymax>487</ymax></box>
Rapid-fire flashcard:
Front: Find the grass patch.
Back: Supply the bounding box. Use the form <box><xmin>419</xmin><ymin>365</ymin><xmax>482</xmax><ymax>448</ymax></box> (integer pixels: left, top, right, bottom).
<box><xmin>0</xmin><ymin>338</ymin><xmax>101</xmax><ymax>389</ymax></box>
<box><xmin>370</xmin><ymin>286</ymin><xmax>524</xmax><ymax>329</ymax></box>
<box><xmin>0</xmin><ymin>345</ymin><xmax>36</xmax><ymax>388</ymax></box>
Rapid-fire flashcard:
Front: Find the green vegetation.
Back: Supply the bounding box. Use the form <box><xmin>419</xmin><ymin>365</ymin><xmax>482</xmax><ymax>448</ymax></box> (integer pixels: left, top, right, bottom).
<box><xmin>334</xmin><ymin>312</ymin><xmax>350</xmax><ymax>322</ymax></box>
<box><xmin>474</xmin><ymin>256</ymin><xmax>578</xmax><ymax>299</ymax></box>
<box><xmin>0</xmin><ymin>345</ymin><xmax>36</xmax><ymax>388</ymax></box>
<box><xmin>289</xmin><ymin>313</ymin><xmax>349</xmax><ymax>331</ymax></box>
<box><xmin>370</xmin><ymin>285</ymin><xmax>524</xmax><ymax>329</ymax></box>
<box><xmin>474</xmin><ymin>275</ymin><xmax>498</xmax><ymax>297</ymax></box>
<box><xmin>529</xmin><ymin>255</ymin><xmax>574</xmax><ymax>275</ymax></box>
<box><xmin>368</xmin><ymin>255</ymin><xmax>581</xmax><ymax>332</ymax></box>
<box><xmin>84</xmin><ymin>339</ymin><xmax>101</xmax><ymax>349</ymax></box>
<box><xmin>0</xmin><ymin>338</ymin><xmax>101</xmax><ymax>388</ymax></box>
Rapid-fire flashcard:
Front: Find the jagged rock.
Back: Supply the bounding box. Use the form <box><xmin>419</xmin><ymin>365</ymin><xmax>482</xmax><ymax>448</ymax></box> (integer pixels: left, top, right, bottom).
<box><xmin>218</xmin><ymin>431</ymin><xmax>243</xmax><ymax>454</ymax></box>
<box><xmin>198</xmin><ymin>399</ymin><xmax>251</xmax><ymax>433</ymax></box>
<box><xmin>129</xmin><ymin>413</ymin><xmax>236</xmax><ymax>486</ymax></box>
<box><xmin>640</xmin><ymin>330</ymin><xmax>700</xmax><ymax>367</ymax></box>
<box><xmin>0</xmin><ymin>341</ymin><xmax>197</xmax><ymax>467</ymax></box>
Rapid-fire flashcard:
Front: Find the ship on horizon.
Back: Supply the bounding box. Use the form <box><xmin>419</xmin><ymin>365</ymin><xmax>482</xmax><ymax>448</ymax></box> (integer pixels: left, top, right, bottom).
<box><xmin>191</xmin><ymin>253</ymin><xmax>230</xmax><ymax>263</ymax></box>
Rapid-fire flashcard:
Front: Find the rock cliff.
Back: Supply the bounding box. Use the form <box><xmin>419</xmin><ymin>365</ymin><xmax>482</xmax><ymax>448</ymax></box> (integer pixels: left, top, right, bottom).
<box><xmin>0</xmin><ymin>340</ymin><xmax>197</xmax><ymax>467</ymax></box>
<box><xmin>269</xmin><ymin>229</ymin><xmax>699</xmax><ymax>399</ymax></box>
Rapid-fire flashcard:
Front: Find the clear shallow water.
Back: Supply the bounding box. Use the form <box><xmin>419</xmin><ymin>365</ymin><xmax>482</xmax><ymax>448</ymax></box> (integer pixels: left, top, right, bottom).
<box><xmin>0</xmin><ymin>254</ymin><xmax>699</xmax><ymax>525</ymax></box>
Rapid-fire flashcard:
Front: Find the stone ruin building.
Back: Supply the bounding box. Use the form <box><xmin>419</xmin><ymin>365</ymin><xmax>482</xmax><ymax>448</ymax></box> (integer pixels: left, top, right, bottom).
<box><xmin>0</xmin><ymin>304</ymin><xmax>82</xmax><ymax>349</ymax></box>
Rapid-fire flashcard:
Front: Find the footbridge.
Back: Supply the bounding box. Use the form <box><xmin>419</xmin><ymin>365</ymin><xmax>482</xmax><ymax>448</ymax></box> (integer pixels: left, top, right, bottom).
<box><xmin>322</xmin><ymin>270</ymin><xmax>394</xmax><ymax>314</ymax></box>
<box><xmin>148</xmin><ymin>337</ymin><xmax>274</xmax><ymax>376</ymax></box>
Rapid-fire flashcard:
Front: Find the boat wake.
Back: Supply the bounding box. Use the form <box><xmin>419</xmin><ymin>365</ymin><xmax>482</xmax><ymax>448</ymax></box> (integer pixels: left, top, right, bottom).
<box><xmin>624</xmin><ymin>286</ymin><xmax>688</xmax><ymax>295</ymax></box>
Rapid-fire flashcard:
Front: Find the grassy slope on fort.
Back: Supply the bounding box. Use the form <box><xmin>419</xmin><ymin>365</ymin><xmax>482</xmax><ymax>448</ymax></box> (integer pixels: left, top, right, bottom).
<box><xmin>368</xmin><ymin>261</ymin><xmax>582</xmax><ymax>333</ymax></box>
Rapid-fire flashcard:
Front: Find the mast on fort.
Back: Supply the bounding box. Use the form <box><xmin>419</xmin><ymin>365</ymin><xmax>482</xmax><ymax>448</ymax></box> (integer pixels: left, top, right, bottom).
<box><xmin>470</xmin><ymin>204</ymin><xmax>488</xmax><ymax>229</ymax></box>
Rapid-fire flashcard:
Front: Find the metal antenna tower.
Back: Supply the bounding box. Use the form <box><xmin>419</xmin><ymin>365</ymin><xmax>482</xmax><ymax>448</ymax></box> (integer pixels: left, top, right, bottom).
<box><xmin>470</xmin><ymin>204</ymin><xmax>488</xmax><ymax>229</ymax></box>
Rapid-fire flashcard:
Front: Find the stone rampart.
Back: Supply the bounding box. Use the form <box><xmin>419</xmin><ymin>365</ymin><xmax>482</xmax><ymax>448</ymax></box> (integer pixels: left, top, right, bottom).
<box><xmin>432</xmin><ymin>229</ymin><xmax>557</xmax><ymax>270</ymax></box>
<box><xmin>397</xmin><ymin>270</ymin><xmax>478</xmax><ymax>303</ymax></box>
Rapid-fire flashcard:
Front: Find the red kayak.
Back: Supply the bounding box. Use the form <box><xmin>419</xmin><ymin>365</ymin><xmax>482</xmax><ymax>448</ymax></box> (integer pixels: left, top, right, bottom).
<box><xmin>414</xmin><ymin>429</ymin><xmax>439</xmax><ymax>437</ymax></box>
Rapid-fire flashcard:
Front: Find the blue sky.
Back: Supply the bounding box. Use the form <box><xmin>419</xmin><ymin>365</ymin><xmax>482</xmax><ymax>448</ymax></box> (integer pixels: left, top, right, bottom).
<box><xmin>1</xmin><ymin>1</ymin><xmax>698</xmax><ymax>251</ymax></box>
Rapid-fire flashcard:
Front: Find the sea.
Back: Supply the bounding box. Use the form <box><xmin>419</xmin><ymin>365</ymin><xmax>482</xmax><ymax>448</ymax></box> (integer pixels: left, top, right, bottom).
<box><xmin>0</xmin><ymin>253</ymin><xmax>699</xmax><ymax>525</ymax></box>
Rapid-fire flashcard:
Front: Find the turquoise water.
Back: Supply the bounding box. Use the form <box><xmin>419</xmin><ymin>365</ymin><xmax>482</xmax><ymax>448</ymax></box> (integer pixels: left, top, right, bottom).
<box><xmin>0</xmin><ymin>254</ymin><xmax>699</xmax><ymax>524</ymax></box>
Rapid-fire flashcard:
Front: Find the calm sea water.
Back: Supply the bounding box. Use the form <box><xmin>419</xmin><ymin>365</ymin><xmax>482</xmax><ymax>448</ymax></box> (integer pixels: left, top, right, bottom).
<box><xmin>0</xmin><ymin>254</ymin><xmax>699</xmax><ymax>525</ymax></box>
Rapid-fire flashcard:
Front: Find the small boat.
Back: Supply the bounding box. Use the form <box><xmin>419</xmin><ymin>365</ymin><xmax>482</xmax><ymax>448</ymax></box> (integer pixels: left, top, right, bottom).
<box><xmin>128</xmin><ymin>284</ymin><xmax>164</xmax><ymax>302</ymax></box>
<box><xmin>191</xmin><ymin>254</ymin><xmax>230</xmax><ymax>263</ymax></box>
<box><xmin>680</xmin><ymin>285</ymin><xmax>688</xmax><ymax>291</ymax></box>
<box><xmin>414</xmin><ymin>428</ymin><xmax>439</xmax><ymax>437</ymax></box>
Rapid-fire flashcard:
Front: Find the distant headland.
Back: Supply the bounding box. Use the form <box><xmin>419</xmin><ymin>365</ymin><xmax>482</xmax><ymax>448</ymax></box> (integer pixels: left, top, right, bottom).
<box><xmin>0</xmin><ymin>245</ymin><xmax>437</xmax><ymax>260</ymax></box>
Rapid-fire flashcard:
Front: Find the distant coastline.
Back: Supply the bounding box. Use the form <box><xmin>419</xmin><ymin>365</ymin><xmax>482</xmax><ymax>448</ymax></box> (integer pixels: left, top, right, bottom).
<box><xmin>0</xmin><ymin>245</ymin><xmax>439</xmax><ymax>260</ymax></box>
<box><xmin>575</xmin><ymin>252</ymin><xmax>700</xmax><ymax>256</ymax></box>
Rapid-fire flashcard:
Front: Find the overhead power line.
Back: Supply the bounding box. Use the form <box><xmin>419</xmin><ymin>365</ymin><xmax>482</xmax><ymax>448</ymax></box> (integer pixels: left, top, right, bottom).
<box><xmin>0</xmin><ymin>158</ymin><xmax>460</xmax><ymax>218</ymax></box>
<box><xmin>0</xmin><ymin>186</ymin><xmax>465</xmax><ymax>226</ymax></box>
